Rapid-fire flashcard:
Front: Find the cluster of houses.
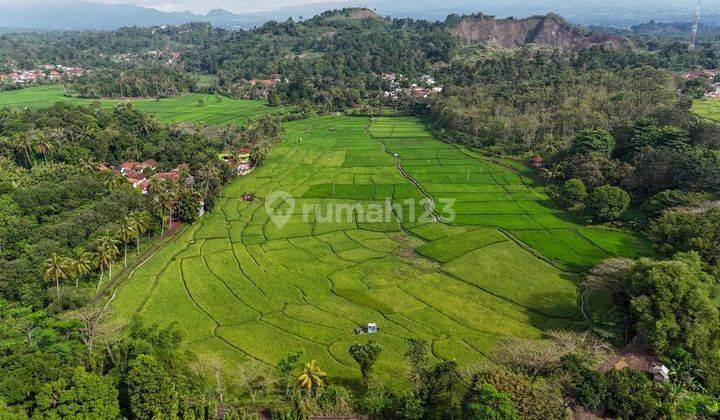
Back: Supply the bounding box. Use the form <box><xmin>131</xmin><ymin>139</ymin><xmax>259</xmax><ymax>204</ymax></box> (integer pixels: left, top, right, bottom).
<box><xmin>0</xmin><ymin>65</ymin><xmax>85</xmax><ymax>85</ymax></box>
<box><xmin>381</xmin><ymin>72</ymin><xmax>443</xmax><ymax>100</ymax></box>
<box><xmin>98</xmin><ymin>160</ymin><xmax>192</xmax><ymax>195</ymax></box>
<box><xmin>248</xmin><ymin>75</ymin><xmax>282</xmax><ymax>88</ymax></box>
<box><xmin>684</xmin><ymin>69</ymin><xmax>720</xmax><ymax>98</ymax></box>
<box><xmin>219</xmin><ymin>147</ymin><xmax>254</xmax><ymax>176</ymax></box>
<box><xmin>113</xmin><ymin>50</ymin><xmax>182</xmax><ymax>66</ymax></box>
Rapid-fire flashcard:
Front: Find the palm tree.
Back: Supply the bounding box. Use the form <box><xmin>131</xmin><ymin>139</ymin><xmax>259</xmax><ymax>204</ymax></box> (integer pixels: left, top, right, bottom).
<box><xmin>137</xmin><ymin>116</ymin><xmax>160</xmax><ymax>136</ymax></box>
<box><xmin>12</xmin><ymin>134</ymin><xmax>33</xmax><ymax>167</ymax></box>
<box><xmin>196</xmin><ymin>164</ymin><xmax>220</xmax><ymax>201</ymax></box>
<box><xmin>95</xmin><ymin>234</ymin><xmax>119</xmax><ymax>291</ymax></box>
<box><xmin>297</xmin><ymin>360</ymin><xmax>326</xmax><ymax>394</ymax></box>
<box><xmin>80</xmin><ymin>156</ymin><xmax>97</xmax><ymax>172</ymax></box>
<box><xmin>32</xmin><ymin>131</ymin><xmax>54</xmax><ymax>164</ymax></box>
<box><xmin>68</xmin><ymin>247</ymin><xmax>94</xmax><ymax>287</ymax></box>
<box><xmin>105</xmin><ymin>174</ymin><xmax>124</xmax><ymax>191</ymax></box>
<box><xmin>43</xmin><ymin>253</ymin><xmax>71</xmax><ymax>298</ymax></box>
<box><xmin>250</xmin><ymin>147</ymin><xmax>266</xmax><ymax>166</ymax></box>
<box><xmin>48</xmin><ymin>128</ymin><xmax>66</xmax><ymax>150</ymax></box>
<box><xmin>129</xmin><ymin>211</ymin><xmax>150</xmax><ymax>256</ymax></box>
<box><xmin>116</xmin><ymin>217</ymin><xmax>137</xmax><ymax>267</ymax></box>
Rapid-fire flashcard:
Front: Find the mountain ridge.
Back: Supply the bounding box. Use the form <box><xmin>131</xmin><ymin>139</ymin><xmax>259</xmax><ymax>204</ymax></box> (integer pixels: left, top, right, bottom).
<box><xmin>1</xmin><ymin>0</ymin><xmax>719</xmax><ymax>31</ymax></box>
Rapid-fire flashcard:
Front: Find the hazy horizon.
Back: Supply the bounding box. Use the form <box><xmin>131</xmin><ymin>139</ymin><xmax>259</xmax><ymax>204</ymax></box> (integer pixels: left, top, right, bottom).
<box><xmin>0</xmin><ymin>0</ymin><xmax>340</xmax><ymax>14</ymax></box>
<box><xmin>0</xmin><ymin>0</ymin><xmax>712</xmax><ymax>15</ymax></box>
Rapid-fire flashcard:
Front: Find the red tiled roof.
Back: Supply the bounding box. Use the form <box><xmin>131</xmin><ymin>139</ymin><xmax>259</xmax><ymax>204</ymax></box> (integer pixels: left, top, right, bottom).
<box><xmin>141</xmin><ymin>159</ymin><xmax>158</xmax><ymax>167</ymax></box>
<box><xmin>153</xmin><ymin>172</ymin><xmax>181</xmax><ymax>181</ymax></box>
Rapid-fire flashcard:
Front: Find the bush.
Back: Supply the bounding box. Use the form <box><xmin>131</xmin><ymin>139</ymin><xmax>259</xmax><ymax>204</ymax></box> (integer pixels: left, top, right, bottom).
<box><xmin>474</xmin><ymin>368</ymin><xmax>563</xmax><ymax>419</ymax></box>
<box><xmin>604</xmin><ymin>369</ymin><xmax>659</xmax><ymax>419</ymax></box>
<box><xmin>560</xmin><ymin>354</ymin><xmax>606</xmax><ymax>411</ymax></box>
<box><xmin>649</xmin><ymin>207</ymin><xmax>720</xmax><ymax>268</ymax></box>
<box><xmin>462</xmin><ymin>381</ymin><xmax>519</xmax><ymax>419</ymax></box>
<box><xmin>570</xmin><ymin>129</ymin><xmax>616</xmax><ymax>157</ymax></box>
<box><xmin>641</xmin><ymin>189</ymin><xmax>712</xmax><ymax>219</ymax></box>
<box><xmin>584</xmin><ymin>184</ymin><xmax>630</xmax><ymax>222</ymax></box>
<box><xmin>558</xmin><ymin>178</ymin><xmax>588</xmax><ymax>209</ymax></box>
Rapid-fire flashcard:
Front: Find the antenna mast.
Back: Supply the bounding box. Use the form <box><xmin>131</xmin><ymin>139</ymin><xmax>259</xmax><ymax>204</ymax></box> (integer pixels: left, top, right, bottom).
<box><xmin>690</xmin><ymin>0</ymin><xmax>700</xmax><ymax>51</ymax></box>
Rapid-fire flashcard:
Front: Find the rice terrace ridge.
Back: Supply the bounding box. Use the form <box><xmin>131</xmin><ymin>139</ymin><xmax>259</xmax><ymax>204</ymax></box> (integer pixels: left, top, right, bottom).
<box><xmin>110</xmin><ymin>115</ymin><xmax>650</xmax><ymax>379</ymax></box>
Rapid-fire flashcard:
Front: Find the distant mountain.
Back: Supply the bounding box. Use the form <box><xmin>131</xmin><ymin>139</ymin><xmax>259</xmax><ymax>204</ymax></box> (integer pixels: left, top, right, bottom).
<box><xmin>0</xmin><ymin>2</ymin><xmax>201</xmax><ymax>30</ymax></box>
<box><xmin>1</xmin><ymin>0</ymin><xmax>719</xmax><ymax>31</ymax></box>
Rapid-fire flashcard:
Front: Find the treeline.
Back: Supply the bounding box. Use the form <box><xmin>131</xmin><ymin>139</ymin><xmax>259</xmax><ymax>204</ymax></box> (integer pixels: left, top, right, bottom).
<box><xmin>3</xmin><ymin>308</ymin><xmax>716</xmax><ymax>418</ymax></box>
<box><xmin>429</xmin><ymin>48</ymin><xmax>679</xmax><ymax>154</ymax></box>
<box><xmin>66</xmin><ymin>66</ymin><xmax>198</xmax><ymax>98</ymax></box>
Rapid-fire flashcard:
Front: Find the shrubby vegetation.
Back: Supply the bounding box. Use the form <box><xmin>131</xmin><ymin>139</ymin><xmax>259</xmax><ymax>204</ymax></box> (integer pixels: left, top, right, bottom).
<box><xmin>66</xmin><ymin>66</ymin><xmax>199</xmax><ymax>98</ymax></box>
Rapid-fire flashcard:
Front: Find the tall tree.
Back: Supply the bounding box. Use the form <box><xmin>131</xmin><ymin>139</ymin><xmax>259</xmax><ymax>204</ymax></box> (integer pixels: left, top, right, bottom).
<box><xmin>129</xmin><ymin>211</ymin><xmax>150</xmax><ymax>255</ymax></box>
<box><xmin>12</xmin><ymin>134</ymin><xmax>32</xmax><ymax>167</ymax></box>
<box><xmin>43</xmin><ymin>252</ymin><xmax>71</xmax><ymax>298</ymax></box>
<box><xmin>104</xmin><ymin>174</ymin><xmax>124</xmax><ymax>191</ymax></box>
<box><xmin>116</xmin><ymin>217</ymin><xmax>136</xmax><ymax>267</ymax></box>
<box><xmin>297</xmin><ymin>360</ymin><xmax>326</xmax><ymax>394</ymax></box>
<box><xmin>68</xmin><ymin>246</ymin><xmax>94</xmax><ymax>288</ymax></box>
<box><xmin>95</xmin><ymin>234</ymin><xmax>119</xmax><ymax>291</ymax></box>
<box><xmin>32</xmin><ymin>131</ymin><xmax>54</xmax><ymax>164</ymax></box>
<box><xmin>348</xmin><ymin>340</ymin><xmax>383</xmax><ymax>381</ymax></box>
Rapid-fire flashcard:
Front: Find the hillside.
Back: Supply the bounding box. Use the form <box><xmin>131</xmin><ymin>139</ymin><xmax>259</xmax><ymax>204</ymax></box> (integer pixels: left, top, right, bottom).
<box><xmin>447</xmin><ymin>14</ymin><xmax>625</xmax><ymax>49</ymax></box>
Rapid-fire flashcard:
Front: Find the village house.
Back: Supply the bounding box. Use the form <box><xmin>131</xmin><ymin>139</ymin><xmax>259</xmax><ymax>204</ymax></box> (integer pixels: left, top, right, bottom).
<box><xmin>684</xmin><ymin>69</ymin><xmax>720</xmax><ymax>98</ymax></box>
<box><xmin>0</xmin><ymin>65</ymin><xmax>86</xmax><ymax>86</ymax></box>
<box><xmin>220</xmin><ymin>147</ymin><xmax>254</xmax><ymax>176</ymax></box>
<box><xmin>530</xmin><ymin>155</ymin><xmax>545</xmax><ymax>168</ymax></box>
<box><xmin>117</xmin><ymin>160</ymin><xmax>191</xmax><ymax>194</ymax></box>
<box><xmin>248</xmin><ymin>75</ymin><xmax>281</xmax><ymax>87</ymax></box>
<box><xmin>420</xmin><ymin>74</ymin><xmax>436</xmax><ymax>86</ymax></box>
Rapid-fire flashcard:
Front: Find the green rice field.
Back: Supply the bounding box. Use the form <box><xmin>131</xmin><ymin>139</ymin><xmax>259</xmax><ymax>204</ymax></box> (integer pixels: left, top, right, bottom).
<box><xmin>692</xmin><ymin>98</ymin><xmax>720</xmax><ymax>122</ymax></box>
<box><xmin>109</xmin><ymin>115</ymin><xmax>651</xmax><ymax>381</ymax></box>
<box><xmin>0</xmin><ymin>85</ymin><xmax>279</xmax><ymax>125</ymax></box>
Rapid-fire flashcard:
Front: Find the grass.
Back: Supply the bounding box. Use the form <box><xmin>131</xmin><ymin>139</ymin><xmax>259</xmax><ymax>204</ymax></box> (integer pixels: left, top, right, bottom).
<box><xmin>0</xmin><ymin>85</ymin><xmax>280</xmax><ymax>125</ymax></box>
<box><xmin>692</xmin><ymin>98</ymin><xmax>720</xmax><ymax>122</ymax></box>
<box><xmin>108</xmin><ymin>115</ymin><xmax>651</xmax><ymax>382</ymax></box>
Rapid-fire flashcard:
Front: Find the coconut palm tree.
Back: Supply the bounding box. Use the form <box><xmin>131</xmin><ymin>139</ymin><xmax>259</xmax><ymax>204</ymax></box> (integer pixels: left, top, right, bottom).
<box><xmin>43</xmin><ymin>252</ymin><xmax>71</xmax><ymax>298</ymax></box>
<box><xmin>196</xmin><ymin>164</ymin><xmax>221</xmax><ymax>202</ymax></box>
<box><xmin>32</xmin><ymin>131</ymin><xmax>54</xmax><ymax>164</ymax></box>
<box><xmin>129</xmin><ymin>211</ymin><xmax>150</xmax><ymax>255</ymax></box>
<box><xmin>95</xmin><ymin>234</ymin><xmax>119</xmax><ymax>291</ymax></box>
<box><xmin>80</xmin><ymin>156</ymin><xmax>97</xmax><ymax>173</ymax></box>
<box><xmin>297</xmin><ymin>360</ymin><xmax>326</xmax><ymax>394</ymax></box>
<box><xmin>250</xmin><ymin>147</ymin><xmax>266</xmax><ymax>166</ymax></box>
<box><xmin>116</xmin><ymin>217</ymin><xmax>137</xmax><ymax>267</ymax></box>
<box><xmin>105</xmin><ymin>174</ymin><xmax>124</xmax><ymax>191</ymax></box>
<box><xmin>68</xmin><ymin>247</ymin><xmax>94</xmax><ymax>287</ymax></box>
<box><xmin>48</xmin><ymin>128</ymin><xmax>67</xmax><ymax>150</ymax></box>
<box><xmin>12</xmin><ymin>134</ymin><xmax>33</xmax><ymax>167</ymax></box>
<box><xmin>137</xmin><ymin>116</ymin><xmax>161</xmax><ymax>136</ymax></box>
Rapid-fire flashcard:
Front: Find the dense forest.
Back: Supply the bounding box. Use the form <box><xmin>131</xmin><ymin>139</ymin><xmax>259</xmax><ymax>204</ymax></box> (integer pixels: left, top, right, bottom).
<box><xmin>66</xmin><ymin>66</ymin><xmax>199</xmax><ymax>98</ymax></box>
<box><xmin>1</xmin><ymin>7</ymin><xmax>720</xmax><ymax>419</ymax></box>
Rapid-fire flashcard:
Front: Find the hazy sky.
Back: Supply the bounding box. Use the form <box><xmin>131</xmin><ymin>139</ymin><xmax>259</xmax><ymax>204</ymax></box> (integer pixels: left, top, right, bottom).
<box><xmin>41</xmin><ymin>0</ymin><xmax>335</xmax><ymax>13</ymax></box>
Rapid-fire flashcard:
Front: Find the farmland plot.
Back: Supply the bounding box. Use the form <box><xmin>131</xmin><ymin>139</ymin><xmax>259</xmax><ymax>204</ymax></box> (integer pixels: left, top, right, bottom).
<box><xmin>111</xmin><ymin>115</ymin><xmax>649</xmax><ymax>380</ymax></box>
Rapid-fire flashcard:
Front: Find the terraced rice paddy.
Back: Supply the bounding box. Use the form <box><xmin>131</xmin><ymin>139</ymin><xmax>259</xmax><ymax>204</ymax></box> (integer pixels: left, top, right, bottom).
<box><xmin>693</xmin><ymin>98</ymin><xmax>720</xmax><ymax>123</ymax></box>
<box><xmin>0</xmin><ymin>85</ymin><xmax>278</xmax><ymax>125</ymax></box>
<box><xmin>110</xmin><ymin>115</ymin><xmax>650</xmax><ymax>381</ymax></box>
